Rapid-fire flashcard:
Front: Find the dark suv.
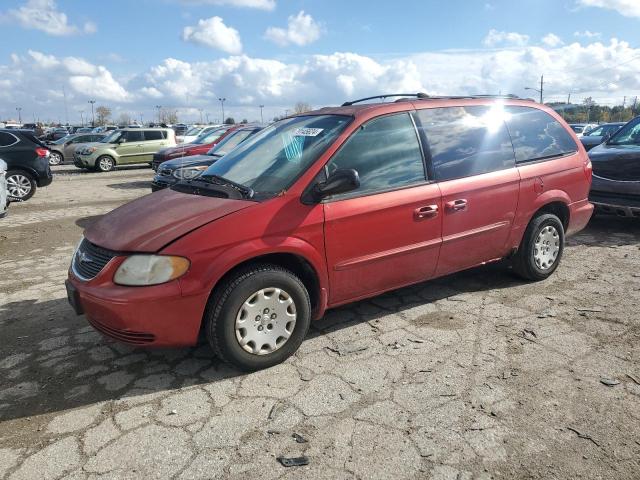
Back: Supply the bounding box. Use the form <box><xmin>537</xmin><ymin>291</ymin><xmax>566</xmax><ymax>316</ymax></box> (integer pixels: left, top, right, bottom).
<box><xmin>0</xmin><ymin>129</ymin><xmax>52</xmax><ymax>201</ymax></box>
<box><xmin>588</xmin><ymin>116</ymin><xmax>640</xmax><ymax>217</ymax></box>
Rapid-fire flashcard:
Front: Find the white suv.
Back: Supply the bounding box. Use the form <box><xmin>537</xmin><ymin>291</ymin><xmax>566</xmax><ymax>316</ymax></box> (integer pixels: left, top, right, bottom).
<box><xmin>0</xmin><ymin>159</ymin><xmax>8</xmax><ymax>218</ymax></box>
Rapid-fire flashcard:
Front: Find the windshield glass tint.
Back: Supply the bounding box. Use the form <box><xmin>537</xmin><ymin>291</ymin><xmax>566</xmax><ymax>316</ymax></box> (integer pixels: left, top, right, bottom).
<box><xmin>202</xmin><ymin>115</ymin><xmax>351</xmax><ymax>194</ymax></box>
<box><xmin>210</xmin><ymin>130</ymin><xmax>254</xmax><ymax>155</ymax></box>
<box><xmin>101</xmin><ymin>131</ymin><xmax>123</xmax><ymax>143</ymax></box>
<box><xmin>194</xmin><ymin>128</ymin><xmax>225</xmax><ymax>144</ymax></box>
<box><xmin>608</xmin><ymin>118</ymin><xmax>640</xmax><ymax>145</ymax></box>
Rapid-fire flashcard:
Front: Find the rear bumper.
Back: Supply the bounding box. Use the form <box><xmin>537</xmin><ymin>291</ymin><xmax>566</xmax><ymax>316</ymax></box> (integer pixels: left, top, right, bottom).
<box><xmin>67</xmin><ymin>263</ymin><xmax>208</xmax><ymax>348</ymax></box>
<box><xmin>567</xmin><ymin>199</ymin><xmax>594</xmax><ymax>236</ymax></box>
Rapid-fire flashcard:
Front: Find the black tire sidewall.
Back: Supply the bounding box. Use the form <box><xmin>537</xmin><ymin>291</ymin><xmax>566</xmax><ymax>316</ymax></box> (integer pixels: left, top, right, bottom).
<box><xmin>96</xmin><ymin>156</ymin><xmax>114</xmax><ymax>172</ymax></box>
<box><xmin>522</xmin><ymin>214</ymin><xmax>565</xmax><ymax>280</ymax></box>
<box><xmin>208</xmin><ymin>268</ymin><xmax>311</xmax><ymax>371</ymax></box>
<box><xmin>6</xmin><ymin>170</ymin><xmax>36</xmax><ymax>201</ymax></box>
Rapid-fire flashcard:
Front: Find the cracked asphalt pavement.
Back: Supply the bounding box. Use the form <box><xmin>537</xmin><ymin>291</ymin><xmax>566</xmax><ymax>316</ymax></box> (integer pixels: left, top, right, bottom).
<box><xmin>1</xmin><ymin>165</ymin><xmax>639</xmax><ymax>479</ymax></box>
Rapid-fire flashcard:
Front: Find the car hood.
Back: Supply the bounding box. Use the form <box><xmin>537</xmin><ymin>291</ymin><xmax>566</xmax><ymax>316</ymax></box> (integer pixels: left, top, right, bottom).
<box><xmin>84</xmin><ymin>188</ymin><xmax>254</xmax><ymax>252</ymax></box>
<box><xmin>159</xmin><ymin>155</ymin><xmax>216</xmax><ymax>170</ymax></box>
<box><xmin>589</xmin><ymin>143</ymin><xmax>640</xmax><ymax>181</ymax></box>
<box><xmin>161</xmin><ymin>144</ymin><xmax>203</xmax><ymax>156</ymax></box>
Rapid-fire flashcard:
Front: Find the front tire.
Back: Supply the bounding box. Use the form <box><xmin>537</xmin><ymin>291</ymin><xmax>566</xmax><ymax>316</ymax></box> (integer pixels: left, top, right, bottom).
<box><xmin>205</xmin><ymin>264</ymin><xmax>311</xmax><ymax>371</ymax></box>
<box><xmin>6</xmin><ymin>170</ymin><xmax>36</xmax><ymax>201</ymax></box>
<box><xmin>96</xmin><ymin>156</ymin><xmax>115</xmax><ymax>172</ymax></box>
<box><xmin>512</xmin><ymin>213</ymin><xmax>564</xmax><ymax>281</ymax></box>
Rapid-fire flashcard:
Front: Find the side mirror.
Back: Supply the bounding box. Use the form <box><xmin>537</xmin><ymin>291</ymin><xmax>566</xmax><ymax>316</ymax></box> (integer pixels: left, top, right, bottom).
<box><xmin>601</xmin><ymin>133</ymin><xmax>611</xmax><ymax>144</ymax></box>
<box><xmin>118</xmin><ymin>138</ymin><xmax>127</xmax><ymax>143</ymax></box>
<box><xmin>311</xmin><ymin>169</ymin><xmax>360</xmax><ymax>202</ymax></box>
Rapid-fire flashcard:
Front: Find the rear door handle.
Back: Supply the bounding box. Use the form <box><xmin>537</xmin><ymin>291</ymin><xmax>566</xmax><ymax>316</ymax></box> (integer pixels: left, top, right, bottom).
<box><xmin>414</xmin><ymin>205</ymin><xmax>439</xmax><ymax>220</ymax></box>
<box><xmin>445</xmin><ymin>199</ymin><xmax>467</xmax><ymax>211</ymax></box>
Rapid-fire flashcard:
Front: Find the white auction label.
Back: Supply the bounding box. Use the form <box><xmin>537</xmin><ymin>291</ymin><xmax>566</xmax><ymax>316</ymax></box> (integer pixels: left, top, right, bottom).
<box><xmin>293</xmin><ymin>127</ymin><xmax>323</xmax><ymax>137</ymax></box>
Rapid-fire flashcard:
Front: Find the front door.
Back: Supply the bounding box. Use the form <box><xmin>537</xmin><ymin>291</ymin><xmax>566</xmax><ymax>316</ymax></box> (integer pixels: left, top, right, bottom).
<box><xmin>322</xmin><ymin>112</ymin><xmax>443</xmax><ymax>305</ymax></box>
<box><xmin>116</xmin><ymin>131</ymin><xmax>144</xmax><ymax>164</ymax></box>
<box><xmin>414</xmin><ymin>105</ymin><xmax>519</xmax><ymax>276</ymax></box>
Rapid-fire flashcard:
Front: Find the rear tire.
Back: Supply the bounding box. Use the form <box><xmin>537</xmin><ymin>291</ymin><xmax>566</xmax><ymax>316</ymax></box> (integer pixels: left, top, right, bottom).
<box><xmin>512</xmin><ymin>213</ymin><xmax>564</xmax><ymax>281</ymax></box>
<box><xmin>96</xmin><ymin>156</ymin><xmax>114</xmax><ymax>172</ymax></box>
<box><xmin>49</xmin><ymin>152</ymin><xmax>63</xmax><ymax>166</ymax></box>
<box><xmin>6</xmin><ymin>170</ymin><xmax>36</xmax><ymax>201</ymax></box>
<box><xmin>205</xmin><ymin>264</ymin><xmax>311</xmax><ymax>371</ymax></box>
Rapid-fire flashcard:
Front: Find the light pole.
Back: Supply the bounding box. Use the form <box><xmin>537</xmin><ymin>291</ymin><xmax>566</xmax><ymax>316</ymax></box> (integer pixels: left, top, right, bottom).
<box><xmin>155</xmin><ymin>105</ymin><xmax>162</xmax><ymax>125</ymax></box>
<box><xmin>219</xmin><ymin>97</ymin><xmax>226</xmax><ymax>124</ymax></box>
<box><xmin>139</xmin><ymin>113</ymin><xmax>144</xmax><ymax>125</ymax></box>
<box><xmin>206</xmin><ymin>113</ymin><xmax>210</xmax><ymax>124</ymax></box>
<box><xmin>199</xmin><ymin>108</ymin><xmax>204</xmax><ymax>124</ymax></box>
<box><xmin>524</xmin><ymin>75</ymin><xmax>544</xmax><ymax>104</ymax></box>
<box><xmin>16</xmin><ymin>107</ymin><xmax>22</xmax><ymax>124</ymax></box>
<box><xmin>79</xmin><ymin>111</ymin><xmax>85</xmax><ymax>126</ymax></box>
<box><xmin>88</xmin><ymin>100</ymin><xmax>96</xmax><ymax>126</ymax></box>
<box><xmin>259</xmin><ymin>105</ymin><xmax>264</xmax><ymax>124</ymax></box>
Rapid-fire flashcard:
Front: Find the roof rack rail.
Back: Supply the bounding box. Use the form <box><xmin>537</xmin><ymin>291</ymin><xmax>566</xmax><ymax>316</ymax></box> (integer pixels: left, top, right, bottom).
<box><xmin>341</xmin><ymin>93</ymin><xmax>429</xmax><ymax>106</ymax></box>
<box><xmin>423</xmin><ymin>94</ymin><xmax>522</xmax><ymax>100</ymax></box>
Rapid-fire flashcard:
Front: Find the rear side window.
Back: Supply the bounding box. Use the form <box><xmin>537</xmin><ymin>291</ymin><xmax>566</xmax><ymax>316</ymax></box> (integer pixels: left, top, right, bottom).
<box><xmin>415</xmin><ymin>106</ymin><xmax>515</xmax><ymax>182</ymax></box>
<box><xmin>0</xmin><ymin>132</ymin><xmax>18</xmax><ymax>147</ymax></box>
<box><xmin>144</xmin><ymin>130</ymin><xmax>164</xmax><ymax>141</ymax></box>
<box><xmin>126</xmin><ymin>131</ymin><xmax>144</xmax><ymax>142</ymax></box>
<box><xmin>505</xmin><ymin>106</ymin><xmax>577</xmax><ymax>162</ymax></box>
<box><xmin>326</xmin><ymin>113</ymin><xmax>425</xmax><ymax>196</ymax></box>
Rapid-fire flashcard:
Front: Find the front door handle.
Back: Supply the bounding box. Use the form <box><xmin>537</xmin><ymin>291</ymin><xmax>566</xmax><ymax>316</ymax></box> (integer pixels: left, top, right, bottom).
<box><xmin>445</xmin><ymin>199</ymin><xmax>467</xmax><ymax>211</ymax></box>
<box><xmin>414</xmin><ymin>205</ymin><xmax>439</xmax><ymax>220</ymax></box>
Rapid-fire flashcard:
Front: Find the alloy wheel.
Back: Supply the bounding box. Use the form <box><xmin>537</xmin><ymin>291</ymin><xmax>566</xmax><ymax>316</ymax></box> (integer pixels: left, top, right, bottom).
<box><xmin>6</xmin><ymin>174</ymin><xmax>32</xmax><ymax>199</ymax></box>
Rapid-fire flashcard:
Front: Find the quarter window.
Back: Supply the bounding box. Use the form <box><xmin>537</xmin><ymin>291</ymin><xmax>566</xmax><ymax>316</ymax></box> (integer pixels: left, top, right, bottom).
<box><xmin>326</xmin><ymin>113</ymin><xmax>425</xmax><ymax>196</ymax></box>
<box><xmin>144</xmin><ymin>130</ymin><xmax>164</xmax><ymax>141</ymax></box>
<box><xmin>0</xmin><ymin>132</ymin><xmax>18</xmax><ymax>147</ymax></box>
<box><xmin>504</xmin><ymin>106</ymin><xmax>577</xmax><ymax>162</ymax></box>
<box><xmin>416</xmin><ymin>106</ymin><xmax>515</xmax><ymax>181</ymax></box>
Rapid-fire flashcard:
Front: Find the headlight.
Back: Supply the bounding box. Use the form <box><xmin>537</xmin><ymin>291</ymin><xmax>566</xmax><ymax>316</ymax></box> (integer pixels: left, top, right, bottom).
<box><xmin>114</xmin><ymin>255</ymin><xmax>190</xmax><ymax>286</ymax></box>
<box><xmin>173</xmin><ymin>166</ymin><xmax>208</xmax><ymax>180</ymax></box>
<box><xmin>83</xmin><ymin>147</ymin><xmax>97</xmax><ymax>155</ymax></box>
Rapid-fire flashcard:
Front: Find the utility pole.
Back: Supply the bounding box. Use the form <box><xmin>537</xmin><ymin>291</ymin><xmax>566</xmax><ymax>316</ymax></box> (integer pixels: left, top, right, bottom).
<box><xmin>15</xmin><ymin>107</ymin><xmax>22</xmax><ymax>124</ymax></box>
<box><xmin>620</xmin><ymin>96</ymin><xmax>627</xmax><ymax>121</ymax></box>
<box><xmin>155</xmin><ymin>105</ymin><xmax>162</xmax><ymax>124</ymax></box>
<box><xmin>88</xmin><ymin>100</ymin><xmax>96</xmax><ymax>127</ymax></box>
<box><xmin>219</xmin><ymin>98</ymin><xmax>226</xmax><ymax>124</ymax></box>
<box><xmin>63</xmin><ymin>85</ymin><xmax>69</xmax><ymax>126</ymax></box>
<box><xmin>632</xmin><ymin>96</ymin><xmax>638</xmax><ymax>116</ymax></box>
<box><xmin>199</xmin><ymin>108</ymin><xmax>203</xmax><ymax>124</ymax></box>
<box><xmin>139</xmin><ymin>113</ymin><xmax>144</xmax><ymax>125</ymax></box>
<box><xmin>259</xmin><ymin>105</ymin><xmax>264</xmax><ymax>124</ymax></box>
<box><xmin>524</xmin><ymin>75</ymin><xmax>544</xmax><ymax>104</ymax></box>
<box><xmin>79</xmin><ymin>111</ymin><xmax>84</xmax><ymax>126</ymax></box>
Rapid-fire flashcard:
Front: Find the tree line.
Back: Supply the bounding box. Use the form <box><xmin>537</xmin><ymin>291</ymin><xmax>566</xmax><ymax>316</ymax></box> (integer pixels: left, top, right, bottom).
<box><xmin>548</xmin><ymin>97</ymin><xmax>639</xmax><ymax>124</ymax></box>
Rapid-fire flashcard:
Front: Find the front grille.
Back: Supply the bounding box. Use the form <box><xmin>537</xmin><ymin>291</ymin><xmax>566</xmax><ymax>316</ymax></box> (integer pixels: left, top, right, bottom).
<box><xmin>72</xmin><ymin>239</ymin><xmax>118</xmax><ymax>281</ymax></box>
<box><xmin>159</xmin><ymin>168</ymin><xmax>172</xmax><ymax>177</ymax></box>
<box><xmin>88</xmin><ymin>317</ymin><xmax>155</xmax><ymax>345</ymax></box>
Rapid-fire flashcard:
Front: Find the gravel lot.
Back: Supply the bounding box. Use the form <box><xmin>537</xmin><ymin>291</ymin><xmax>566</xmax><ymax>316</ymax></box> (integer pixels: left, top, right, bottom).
<box><xmin>0</xmin><ymin>165</ymin><xmax>639</xmax><ymax>480</ymax></box>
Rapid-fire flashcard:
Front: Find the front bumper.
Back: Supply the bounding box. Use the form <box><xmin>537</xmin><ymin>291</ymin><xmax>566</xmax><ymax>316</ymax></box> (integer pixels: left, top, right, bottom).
<box><xmin>74</xmin><ymin>153</ymin><xmax>97</xmax><ymax>168</ymax></box>
<box><xmin>151</xmin><ymin>174</ymin><xmax>177</xmax><ymax>192</ymax></box>
<box><xmin>67</xmin><ymin>259</ymin><xmax>208</xmax><ymax>347</ymax></box>
<box><xmin>589</xmin><ymin>175</ymin><xmax>640</xmax><ymax>218</ymax></box>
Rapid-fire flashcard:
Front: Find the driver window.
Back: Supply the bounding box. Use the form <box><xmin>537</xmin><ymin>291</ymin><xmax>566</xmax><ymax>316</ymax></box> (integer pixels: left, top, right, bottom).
<box><xmin>325</xmin><ymin>113</ymin><xmax>426</xmax><ymax>197</ymax></box>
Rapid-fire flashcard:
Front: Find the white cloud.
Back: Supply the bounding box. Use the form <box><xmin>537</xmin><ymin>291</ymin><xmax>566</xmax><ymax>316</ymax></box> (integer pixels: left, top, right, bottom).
<box><xmin>180</xmin><ymin>0</ymin><xmax>275</xmax><ymax>9</ymax></box>
<box><xmin>542</xmin><ymin>33</ymin><xmax>564</xmax><ymax>47</ymax></box>
<box><xmin>265</xmin><ymin>11</ymin><xmax>322</xmax><ymax>47</ymax></box>
<box><xmin>576</xmin><ymin>0</ymin><xmax>640</xmax><ymax>18</ymax></box>
<box><xmin>182</xmin><ymin>16</ymin><xmax>242</xmax><ymax>54</ymax></box>
<box><xmin>4</xmin><ymin>0</ymin><xmax>96</xmax><ymax>36</ymax></box>
<box><xmin>3</xmin><ymin>38</ymin><xmax>640</xmax><ymax>123</ymax></box>
<box><xmin>574</xmin><ymin>30</ymin><xmax>602</xmax><ymax>38</ymax></box>
<box><xmin>483</xmin><ymin>29</ymin><xmax>530</xmax><ymax>47</ymax></box>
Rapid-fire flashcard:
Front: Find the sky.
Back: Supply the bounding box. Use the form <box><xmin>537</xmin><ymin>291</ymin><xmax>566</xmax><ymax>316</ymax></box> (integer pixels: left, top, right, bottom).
<box><xmin>0</xmin><ymin>0</ymin><xmax>639</xmax><ymax>124</ymax></box>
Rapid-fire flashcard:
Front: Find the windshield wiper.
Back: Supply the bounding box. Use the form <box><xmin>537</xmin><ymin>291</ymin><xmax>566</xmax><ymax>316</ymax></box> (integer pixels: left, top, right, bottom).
<box><xmin>200</xmin><ymin>174</ymin><xmax>254</xmax><ymax>198</ymax></box>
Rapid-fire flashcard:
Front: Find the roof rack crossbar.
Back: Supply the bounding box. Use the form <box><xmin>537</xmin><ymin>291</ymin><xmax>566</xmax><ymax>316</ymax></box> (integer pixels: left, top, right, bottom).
<box><xmin>342</xmin><ymin>93</ymin><xmax>429</xmax><ymax>106</ymax></box>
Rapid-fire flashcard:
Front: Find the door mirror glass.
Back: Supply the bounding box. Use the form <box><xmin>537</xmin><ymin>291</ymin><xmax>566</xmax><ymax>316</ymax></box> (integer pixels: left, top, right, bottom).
<box><xmin>313</xmin><ymin>169</ymin><xmax>360</xmax><ymax>200</ymax></box>
<box><xmin>601</xmin><ymin>132</ymin><xmax>611</xmax><ymax>144</ymax></box>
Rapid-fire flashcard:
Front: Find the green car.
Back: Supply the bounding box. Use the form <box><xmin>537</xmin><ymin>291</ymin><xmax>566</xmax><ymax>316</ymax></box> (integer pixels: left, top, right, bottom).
<box><xmin>73</xmin><ymin>128</ymin><xmax>176</xmax><ymax>172</ymax></box>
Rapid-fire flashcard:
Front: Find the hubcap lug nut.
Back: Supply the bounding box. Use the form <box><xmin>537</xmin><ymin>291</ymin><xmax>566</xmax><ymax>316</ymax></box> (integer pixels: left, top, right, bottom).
<box><xmin>263</xmin><ymin>308</ymin><xmax>269</xmax><ymax>314</ymax></box>
<box><xmin>258</xmin><ymin>325</ymin><xmax>263</xmax><ymax>331</ymax></box>
<box><xmin>271</xmin><ymin>313</ymin><xmax>277</xmax><ymax>319</ymax></box>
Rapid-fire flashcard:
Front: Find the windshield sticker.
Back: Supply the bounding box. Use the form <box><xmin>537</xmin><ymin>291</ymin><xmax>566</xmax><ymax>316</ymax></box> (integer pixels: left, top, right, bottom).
<box><xmin>293</xmin><ymin>127</ymin><xmax>323</xmax><ymax>137</ymax></box>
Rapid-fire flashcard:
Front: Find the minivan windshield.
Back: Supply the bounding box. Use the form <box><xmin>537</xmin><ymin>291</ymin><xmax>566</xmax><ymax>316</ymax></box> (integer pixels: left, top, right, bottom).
<box><xmin>200</xmin><ymin>115</ymin><xmax>351</xmax><ymax>196</ymax></box>
<box><xmin>608</xmin><ymin>117</ymin><xmax>640</xmax><ymax>146</ymax></box>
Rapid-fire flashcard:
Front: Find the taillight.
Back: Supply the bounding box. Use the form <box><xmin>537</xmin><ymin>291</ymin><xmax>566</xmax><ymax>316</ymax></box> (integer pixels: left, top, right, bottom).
<box><xmin>35</xmin><ymin>147</ymin><xmax>49</xmax><ymax>157</ymax></box>
<box><xmin>584</xmin><ymin>159</ymin><xmax>592</xmax><ymax>181</ymax></box>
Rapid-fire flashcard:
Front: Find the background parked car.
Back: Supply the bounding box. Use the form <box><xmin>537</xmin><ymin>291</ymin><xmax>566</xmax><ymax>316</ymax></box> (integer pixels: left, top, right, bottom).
<box><xmin>48</xmin><ymin>133</ymin><xmax>106</xmax><ymax>165</ymax></box>
<box><xmin>74</xmin><ymin>128</ymin><xmax>176</xmax><ymax>172</ymax></box>
<box><xmin>42</xmin><ymin>128</ymin><xmax>70</xmax><ymax>143</ymax></box>
<box><xmin>579</xmin><ymin>122</ymin><xmax>625</xmax><ymax>151</ymax></box>
<box><xmin>151</xmin><ymin>125</ymin><xmax>263</xmax><ymax>191</ymax></box>
<box><xmin>569</xmin><ymin>123</ymin><xmax>598</xmax><ymax>137</ymax></box>
<box><xmin>177</xmin><ymin>125</ymin><xmax>220</xmax><ymax>144</ymax></box>
<box><xmin>0</xmin><ymin>159</ymin><xmax>8</xmax><ymax>217</ymax></box>
<box><xmin>0</xmin><ymin>129</ymin><xmax>52</xmax><ymax>201</ymax></box>
<box><xmin>588</xmin><ymin>116</ymin><xmax>640</xmax><ymax>217</ymax></box>
<box><xmin>151</xmin><ymin>126</ymin><xmax>233</xmax><ymax>170</ymax></box>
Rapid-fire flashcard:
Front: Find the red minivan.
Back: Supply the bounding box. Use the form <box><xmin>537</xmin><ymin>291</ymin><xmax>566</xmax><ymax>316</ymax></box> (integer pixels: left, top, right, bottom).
<box><xmin>66</xmin><ymin>94</ymin><xmax>593</xmax><ymax>370</ymax></box>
